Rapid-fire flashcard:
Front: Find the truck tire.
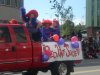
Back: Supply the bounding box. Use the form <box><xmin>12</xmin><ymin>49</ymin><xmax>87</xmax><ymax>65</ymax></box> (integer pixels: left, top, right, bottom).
<box><xmin>50</xmin><ymin>62</ymin><xmax>71</xmax><ymax>75</ymax></box>
<box><xmin>22</xmin><ymin>70</ymin><xmax>38</xmax><ymax>75</ymax></box>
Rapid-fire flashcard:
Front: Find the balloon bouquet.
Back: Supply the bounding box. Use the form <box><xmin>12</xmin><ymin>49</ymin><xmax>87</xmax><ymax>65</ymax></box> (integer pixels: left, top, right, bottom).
<box><xmin>52</xmin><ymin>34</ymin><xmax>65</xmax><ymax>45</ymax></box>
<box><xmin>71</xmin><ymin>36</ymin><xmax>79</xmax><ymax>48</ymax></box>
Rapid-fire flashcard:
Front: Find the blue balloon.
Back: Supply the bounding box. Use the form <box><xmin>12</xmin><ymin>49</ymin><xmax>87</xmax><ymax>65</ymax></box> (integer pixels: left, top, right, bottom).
<box><xmin>71</xmin><ymin>42</ymin><xmax>79</xmax><ymax>48</ymax></box>
<box><xmin>58</xmin><ymin>38</ymin><xmax>65</xmax><ymax>45</ymax></box>
<box><xmin>42</xmin><ymin>54</ymin><xmax>49</xmax><ymax>61</ymax></box>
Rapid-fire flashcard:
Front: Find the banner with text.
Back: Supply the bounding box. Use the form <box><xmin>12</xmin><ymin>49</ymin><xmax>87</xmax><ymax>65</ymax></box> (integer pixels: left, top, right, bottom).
<box><xmin>42</xmin><ymin>42</ymin><xmax>83</xmax><ymax>62</ymax></box>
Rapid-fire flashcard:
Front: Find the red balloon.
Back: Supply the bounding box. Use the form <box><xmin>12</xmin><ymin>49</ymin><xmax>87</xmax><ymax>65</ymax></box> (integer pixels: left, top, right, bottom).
<box><xmin>53</xmin><ymin>34</ymin><xmax>59</xmax><ymax>42</ymax></box>
<box><xmin>9</xmin><ymin>19</ymin><xmax>18</xmax><ymax>24</ymax></box>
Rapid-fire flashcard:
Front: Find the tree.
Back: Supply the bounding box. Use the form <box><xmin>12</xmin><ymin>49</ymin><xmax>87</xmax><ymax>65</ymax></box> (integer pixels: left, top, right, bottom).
<box><xmin>49</xmin><ymin>0</ymin><xmax>74</xmax><ymax>36</ymax></box>
<box><xmin>61</xmin><ymin>20</ymin><xmax>74</xmax><ymax>36</ymax></box>
<box><xmin>49</xmin><ymin>0</ymin><xmax>73</xmax><ymax>23</ymax></box>
<box><xmin>75</xmin><ymin>23</ymin><xmax>87</xmax><ymax>32</ymax></box>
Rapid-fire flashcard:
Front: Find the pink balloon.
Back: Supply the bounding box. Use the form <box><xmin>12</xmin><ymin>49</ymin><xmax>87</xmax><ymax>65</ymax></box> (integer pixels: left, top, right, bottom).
<box><xmin>71</xmin><ymin>36</ymin><xmax>78</xmax><ymax>42</ymax></box>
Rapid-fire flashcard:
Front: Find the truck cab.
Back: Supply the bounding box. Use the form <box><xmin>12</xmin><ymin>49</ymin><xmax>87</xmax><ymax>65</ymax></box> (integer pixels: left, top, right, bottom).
<box><xmin>0</xmin><ymin>24</ymin><xmax>32</xmax><ymax>71</ymax></box>
<box><xmin>0</xmin><ymin>24</ymin><xmax>48</xmax><ymax>70</ymax></box>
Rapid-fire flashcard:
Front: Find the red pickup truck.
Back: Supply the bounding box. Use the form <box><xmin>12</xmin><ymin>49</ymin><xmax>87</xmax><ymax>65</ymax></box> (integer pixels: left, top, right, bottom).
<box><xmin>0</xmin><ymin>24</ymin><xmax>83</xmax><ymax>75</ymax></box>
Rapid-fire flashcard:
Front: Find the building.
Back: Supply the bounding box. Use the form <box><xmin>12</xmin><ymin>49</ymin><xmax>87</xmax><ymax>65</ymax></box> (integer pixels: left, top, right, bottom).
<box><xmin>86</xmin><ymin>0</ymin><xmax>100</xmax><ymax>36</ymax></box>
<box><xmin>86</xmin><ymin>0</ymin><xmax>100</xmax><ymax>27</ymax></box>
<box><xmin>0</xmin><ymin>0</ymin><xmax>23</xmax><ymax>23</ymax></box>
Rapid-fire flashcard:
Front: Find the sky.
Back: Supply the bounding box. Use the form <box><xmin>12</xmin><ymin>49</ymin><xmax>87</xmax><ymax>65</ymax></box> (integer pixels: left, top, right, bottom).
<box><xmin>24</xmin><ymin>0</ymin><xmax>86</xmax><ymax>25</ymax></box>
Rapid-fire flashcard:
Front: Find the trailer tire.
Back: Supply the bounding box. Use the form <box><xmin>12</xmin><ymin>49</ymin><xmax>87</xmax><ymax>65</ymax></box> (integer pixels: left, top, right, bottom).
<box><xmin>50</xmin><ymin>62</ymin><xmax>71</xmax><ymax>75</ymax></box>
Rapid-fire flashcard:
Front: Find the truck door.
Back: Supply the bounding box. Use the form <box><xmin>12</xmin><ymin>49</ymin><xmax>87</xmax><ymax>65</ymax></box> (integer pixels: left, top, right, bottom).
<box><xmin>0</xmin><ymin>26</ymin><xmax>16</xmax><ymax>71</ymax></box>
<box><xmin>12</xmin><ymin>26</ymin><xmax>32</xmax><ymax>70</ymax></box>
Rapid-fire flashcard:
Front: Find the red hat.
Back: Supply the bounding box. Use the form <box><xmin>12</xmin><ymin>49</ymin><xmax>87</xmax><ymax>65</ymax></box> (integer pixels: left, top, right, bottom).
<box><xmin>9</xmin><ymin>19</ymin><xmax>18</xmax><ymax>24</ymax></box>
<box><xmin>26</xmin><ymin>10</ymin><xmax>38</xmax><ymax>18</ymax></box>
<box><xmin>42</xmin><ymin>20</ymin><xmax>52</xmax><ymax>26</ymax></box>
<box><xmin>53</xmin><ymin>19</ymin><xmax>59</xmax><ymax>25</ymax></box>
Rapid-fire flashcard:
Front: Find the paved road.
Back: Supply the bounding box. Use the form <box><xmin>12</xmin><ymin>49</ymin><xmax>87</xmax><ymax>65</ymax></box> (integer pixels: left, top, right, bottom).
<box><xmin>1</xmin><ymin>66</ymin><xmax>100</xmax><ymax>75</ymax></box>
<box><xmin>1</xmin><ymin>58</ymin><xmax>100</xmax><ymax>75</ymax></box>
<box><xmin>72</xmin><ymin>66</ymin><xmax>100</xmax><ymax>75</ymax></box>
<box><xmin>71</xmin><ymin>58</ymin><xmax>100</xmax><ymax>75</ymax></box>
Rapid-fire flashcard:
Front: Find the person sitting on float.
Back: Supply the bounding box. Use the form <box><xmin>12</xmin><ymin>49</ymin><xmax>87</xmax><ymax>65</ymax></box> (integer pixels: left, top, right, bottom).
<box><xmin>41</xmin><ymin>20</ymin><xmax>53</xmax><ymax>41</ymax></box>
<box><xmin>20</xmin><ymin>7</ymin><xmax>42</xmax><ymax>41</ymax></box>
<box><xmin>52</xmin><ymin>19</ymin><xmax>60</xmax><ymax>37</ymax></box>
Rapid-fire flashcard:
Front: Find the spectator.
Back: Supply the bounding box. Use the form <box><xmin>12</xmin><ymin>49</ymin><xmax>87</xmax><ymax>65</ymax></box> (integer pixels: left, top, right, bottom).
<box><xmin>88</xmin><ymin>36</ymin><xmax>98</xmax><ymax>59</ymax></box>
<box><xmin>95</xmin><ymin>31</ymin><xmax>100</xmax><ymax>51</ymax></box>
<box><xmin>82</xmin><ymin>38</ymin><xmax>88</xmax><ymax>58</ymax></box>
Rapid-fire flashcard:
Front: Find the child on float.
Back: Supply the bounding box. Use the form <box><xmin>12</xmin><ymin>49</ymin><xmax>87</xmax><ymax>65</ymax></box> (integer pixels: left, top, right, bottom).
<box><xmin>20</xmin><ymin>7</ymin><xmax>42</xmax><ymax>41</ymax></box>
<box><xmin>41</xmin><ymin>20</ymin><xmax>53</xmax><ymax>41</ymax></box>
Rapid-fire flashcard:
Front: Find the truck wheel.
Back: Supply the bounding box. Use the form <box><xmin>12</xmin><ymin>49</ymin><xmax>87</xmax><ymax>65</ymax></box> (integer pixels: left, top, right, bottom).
<box><xmin>22</xmin><ymin>70</ymin><xmax>38</xmax><ymax>75</ymax></box>
<box><xmin>50</xmin><ymin>62</ymin><xmax>70</xmax><ymax>75</ymax></box>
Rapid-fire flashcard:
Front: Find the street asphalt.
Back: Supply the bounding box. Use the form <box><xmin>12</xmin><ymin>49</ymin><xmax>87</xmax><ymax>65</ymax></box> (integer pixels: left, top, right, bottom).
<box><xmin>1</xmin><ymin>55</ymin><xmax>100</xmax><ymax>75</ymax></box>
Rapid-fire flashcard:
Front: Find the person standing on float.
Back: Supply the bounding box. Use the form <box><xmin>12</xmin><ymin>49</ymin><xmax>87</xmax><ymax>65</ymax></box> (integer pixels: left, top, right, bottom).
<box><xmin>20</xmin><ymin>7</ymin><xmax>42</xmax><ymax>41</ymax></box>
<box><xmin>52</xmin><ymin>19</ymin><xmax>60</xmax><ymax>37</ymax></box>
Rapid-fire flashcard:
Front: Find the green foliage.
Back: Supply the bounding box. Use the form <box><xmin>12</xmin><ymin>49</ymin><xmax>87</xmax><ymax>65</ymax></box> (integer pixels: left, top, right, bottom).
<box><xmin>49</xmin><ymin>0</ymin><xmax>73</xmax><ymax>22</ymax></box>
<box><xmin>49</xmin><ymin>0</ymin><xmax>74</xmax><ymax>36</ymax></box>
<box><xmin>61</xmin><ymin>20</ymin><xmax>74</xmax><ymax>36</ymax></box>
<box><xmin>75</xmin><ymin>24</ymin><xmax>87</xmax><ymax>32</ymax></box>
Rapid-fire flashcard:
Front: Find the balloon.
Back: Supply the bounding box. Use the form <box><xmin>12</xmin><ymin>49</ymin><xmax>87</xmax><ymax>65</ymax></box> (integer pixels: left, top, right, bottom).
<box><xmin>9</xmin><ymin>19</ymin><xmax>18</xmax><ymax>24</ymax></box>
<box><xmin>58</xmin><ymin>38</ymin><xmax>65</xmax><ymax>45</ymax></box>
<box><xmin>71</xmin><ymin>36</ymin><xmax>78</xmax><ymax>42</ymax></box>
<box><xmin>42</xmin><ymin>54</ymin><xmax>49</xmax><ymax>61</ymax></box>
<box><xmin>53</xmin><ymin>34</ymin><xmax>59</xmax><ymax>42</ymax></box>
<box><xmin>71</xmin><ymin>42</ymin><xmax>79</xmax><ymax>48</ymax></box>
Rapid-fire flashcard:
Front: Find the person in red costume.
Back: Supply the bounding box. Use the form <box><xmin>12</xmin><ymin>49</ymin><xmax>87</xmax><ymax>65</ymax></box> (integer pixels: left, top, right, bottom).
<box><xmin>41</xmin><ymin>20</ymin><xmax>53</xmax><ymax>41</ymax></box>
<box><xmin>52</xmin><ymin>19</ymin><xmax>60</xmax><ymax>37</ymax></box>
<box><xmin>20</xmin><ymin>7</ymin><xmax>42</xmax><ymax>41</ymax></box>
